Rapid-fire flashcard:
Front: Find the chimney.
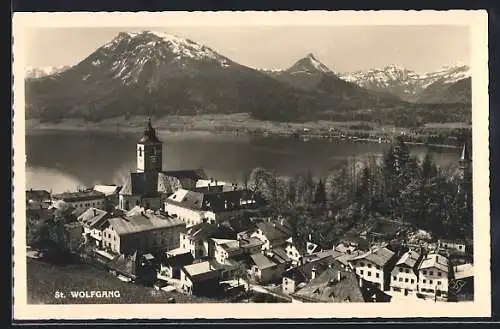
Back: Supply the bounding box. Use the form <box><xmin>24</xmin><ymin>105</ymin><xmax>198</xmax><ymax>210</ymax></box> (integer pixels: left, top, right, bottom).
<box><xmin>93</xmin><ymin>209</ymin><xmax>97</xmax><ymax>217</ymax></box>
<box><xmin>337</xmin><ymin>271</ymin><xmax>342</xmax><ymax>282</ymax></box>
<box><xmin>359</xmin><ymin>277</ymin><xmax>363</xmax><ymax>288</ymax></box>
<box><xmin>308</xmin><ymin>233</ymin><xmax>312</xmax><ymax>241</ymax></box>
<box><xmin>311</xmin><ymin>267</ymin><xmax>317</xmax><ymax>280</ymax></box>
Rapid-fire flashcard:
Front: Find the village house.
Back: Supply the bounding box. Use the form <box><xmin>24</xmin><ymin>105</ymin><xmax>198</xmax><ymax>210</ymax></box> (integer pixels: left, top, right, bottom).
<box><xmin>165</xmin><ymin>188</ymin><xmax>259</xmax><ymax>228</ymax></box>
<box><xmin>334</xmin><ymin>250</ymin><xmax>364</xmax><ymax>271</ymax></box>
<box><xmin>158</xmin><ymin>249</ymin><xmax>195</xmax><ymax>283</ymax></box>
<box><xmin>180</xmin><ymin>260</ymin><xmax>222</xmax><ymax>296</ymax></box>
<box><xmin>26</xmin><ymin>189</ymin><xmax>51</xmax><ymax>210</ymax></box>
<box><xmin>451</xmin><ymin>263</ymin><xmax>474</xmax><ymax>298</ymax></box>
<box><xmin>179</xmin><ymin>222</ymin><xmax>236</xmax><ymax>259</ymax></box>
<box><xmin>438</xmin><ymin>239</ymin><xmax>467</xmax><ymax>253</ymax></box>
<box><xmin>251</xmin><ymin>220</ymin><xmax>292</xmax><ymax>251</ymax></box>
<box><xmin>417</xmin><ymin>253</ymin><xmax>450</xmax><ymax>300</ymax></box>
<box><xmin>108</xmin><ymin>251</ymin><xmax>140</xmax><ymax>283</ymax></box>
<box><xmin>212</xmin><ymin>238</ymin><xmax>243</xmax><ymax>264</ymax></box>
<box><xmin>93</xmin><ymin>184</ymin><xmax>122</xmax><ymax>209</ymax></box>
<box><xmin>101</xmin><ymin>211</ymin><xmax>186</xmax><ymax>255</ymax></box>
<box><xmin>349</xmin><ymin>247</ymin><xmax>397</xmax><ymax>291</ymax></box>
<box><xmin>249</xmin><ymin>249</ymin><xmax>291</xmax><ymax>284</ymax></box>
<box><xmin>390</xmin><ymin>250</ymin><xmax>422</xmax><ymax>295</ymax></box>
<box><xmin>282</xmin><ymin>252</ymin><xmax>341</xmax><ymax>295</ymax></box>
<box><xmin>52</xmin><ymin>189</ymin><xmax>107</xmax><ymax>211</ymax></box>
<box><xmin>77</xmin><ymin>207</ymin><xmax>111</xmax><ymax>248</ymax></box>
<box><xmin>293</xmin><ymin>266</ymin><xmax>365</xmax><ymax>303</ymax></box>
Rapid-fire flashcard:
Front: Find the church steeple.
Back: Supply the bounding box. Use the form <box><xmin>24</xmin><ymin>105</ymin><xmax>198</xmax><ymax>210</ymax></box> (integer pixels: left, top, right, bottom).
<box><xmin>137</xmin><ymin>117</ymin><xmax>163</xmax><ymax>173</ymax></box>
<box><xmin>140</xmin><ymin>117</ymin><xmax>161</xmax><ymax>144</ymax></box>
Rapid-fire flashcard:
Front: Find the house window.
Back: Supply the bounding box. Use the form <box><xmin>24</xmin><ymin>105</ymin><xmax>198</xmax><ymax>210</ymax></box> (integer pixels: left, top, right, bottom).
<box><xmin>438</xmin><ymin>272</ymin><xmax>442</xmax><ymax>277</ymax></box>
<box><xmin>429</xmin><ymin>280</ymin><xmax>433</xmax><ymax>284</ymax></box>
<box><xmin>399</xmin><ymin>268</ymin><xmax>403</xmax><ymax>272</ymax></box>
<box><xmin>405</xmin><ymin>269</ymin><xmax>410</xmax><ymax>273</ymax></box>
<box><xmin>459</xmin><ymin>246</ymin><xmax>463</xmax><ymax>250</ymax></box>
<box><xmin>367</xmin><ymin>271</ymin><xmax>371</xmax><ymax>277</ymax></box>
<box><xmin>437</xmin><ymin>281</ymin><xmax>441</xmax><ymax>285</ymax></box>
<box><xmin>411</xmin><ymin>279</ymin><xmax>414</xmax><ymax>284</ymax></box>
<box><xmin>376</xmin><ymin>266</ymin><xmax>381</xmax><ymax>270</ymax></box>
<box><xmin>405</xmin><ymin>278</ymin><xmax>409</xmax><ymax>283</ymax></box>
<box><xmin>393</xmin><ymin>276</ymin><xmax>397</xmax><ymax>281</ymax></box>
<box><xmin>367</xmin><ymin>264</ymin><xmax>372</xmax><ymax>268</ymax></box>
<box><xmin>423</xmin><ymin>279</ymin><xmax>426</xmax><ymax>283</ymax></box>
<box><xmin>360</xmin><ymin>270</ymin><xmax>364</xmax><ymax>275</ymax></box>
<box><xmin>376</xmin><ymin>273</ymin><xmax>380</xmax><ymax>278</ymax></box>
<box><xmin>360</xmin><ymin>262</ymin><xmax>365</xmax><ymax>267</ymax></box>
<box><xmin>423</xmin><ymin>270</ymin><xmax>427</xmax><ymax>275</ymax></box>
<box><xmin>429</xmin><ymin>271</ymin><xmax>434</xmax><ymax>275</ymax></box>
<box><xmin>399</xmin><ymin>278</ymin><xmax>403</xmax><ymax>282</ymax></box>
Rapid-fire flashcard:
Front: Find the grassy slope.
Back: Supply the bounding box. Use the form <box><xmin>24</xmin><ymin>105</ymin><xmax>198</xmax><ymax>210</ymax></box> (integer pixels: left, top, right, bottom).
<box><xmin>26</xmin><ymin>258</ymin><xmax>218</xmax><ymax>304</ymax></box>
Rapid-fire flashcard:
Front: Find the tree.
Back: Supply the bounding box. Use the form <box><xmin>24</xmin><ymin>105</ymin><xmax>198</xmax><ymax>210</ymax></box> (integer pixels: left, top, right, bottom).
<box><xmin>313</xmin><ymin>180</ymin><xmax>327</xmax><ymax>207</ymax></box>
<box><xmin>234</xmin><ymin>262</ymin><xmax>250</xmax><ymax>290</ymax></box>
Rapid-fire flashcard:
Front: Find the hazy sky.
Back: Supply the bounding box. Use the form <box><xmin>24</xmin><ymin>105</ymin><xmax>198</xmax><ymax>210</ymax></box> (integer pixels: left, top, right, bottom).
<box><xmin>24</xmin><ymin>26</ymin><xmax>470</xmax><ymax>73</ymax></box>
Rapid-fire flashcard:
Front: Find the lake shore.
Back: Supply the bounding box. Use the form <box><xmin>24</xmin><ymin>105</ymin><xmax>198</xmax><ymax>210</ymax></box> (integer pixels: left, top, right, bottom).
<box><xmin>26</xmin><ymin>113</ymin><xmax>470</xmax><ymax>148</ymax></box>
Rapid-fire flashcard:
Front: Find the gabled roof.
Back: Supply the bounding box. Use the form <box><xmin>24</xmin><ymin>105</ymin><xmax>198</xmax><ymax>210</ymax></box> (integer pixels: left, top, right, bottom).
<box><xmin>93</xmin><ymin>185</ymin><xmax>122</xmax><ymax>196</ymax></box>
<box><xmin>419</xmin><ymin>253</ymin><xmax>449</xmax><ymax>273</ymax></box>
<box><xmin>108</xmin><ymin>253</ymin><xmax>138</xmax><ymax>279</ymax></box>
<box><xmin>108</xmin><ymin>212</ymin><xmax>185</xmax><ymax>235</ymax></box>
<box><xmin>163</xmin><ymin>252</ymin><xmax>194</xmax><ymax>268</ymax></box>
<box><xmin>250</xmin><ymin>253</ymin><xmax>277</xmax><ymax>270</ymax></box>
<box><xmin>293</xmin><ymin>267</ymin><xmax>364</xmax><ymax>303</ymax></box>
<box><xmin>52</xmin><ymin>190</ymin><xmax>105</xmax><ymax>202</ymax></box>
<box><xmin>77</xmin><ymin>207</ymin><xmax>110</xmax><ymax>229</ymax></box>
<box><xmin>255</xmin><ymin>221</ymin><xmax>291</xmax><ymax>244</ymax></box>
<box><xmin>185</xmin><ymin>222</ymin><xmax>236</xmax><ymax>241</ymax></box>
<box><xmin>284</xmin><ymin>254</ymin><xmax>340</xmax><ymax>283</ymax></box>
<box><xmin>350</xmin><ymin>247</ymin><xmax>395</xmax><ymax>267</ymax></box>
<box><xmin>270</xmin><ymin>247</ymin><xmax>292</xmax><ymax>264</ymax></box>
<box><xmin>166</xmin><ymin>188</ymin><xmax>256</xmax><ymax>213</ymax></box>
<box><xmin>395</xmin><ymin>250</ymin><xmax>421</xmax><ymax>268</ymax></box>
<box><xmin>182</xmin><ymin>261</ymin><xmax>220</xmax><ymax>282</ymax></box>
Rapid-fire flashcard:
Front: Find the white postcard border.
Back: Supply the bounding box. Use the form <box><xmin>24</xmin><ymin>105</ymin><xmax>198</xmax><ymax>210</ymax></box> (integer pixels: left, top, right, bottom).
<box><xmin>12</xmin><ymin>10</ymin><xmax>491</xmax><ymax>320</ymax></box>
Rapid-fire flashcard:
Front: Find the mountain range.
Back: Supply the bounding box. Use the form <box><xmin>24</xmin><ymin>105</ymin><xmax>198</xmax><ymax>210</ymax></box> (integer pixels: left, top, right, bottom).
<box><xmin>25</xmin><ymin>31</ymin><xmax>471</xmax><ymax>125</ymax></box>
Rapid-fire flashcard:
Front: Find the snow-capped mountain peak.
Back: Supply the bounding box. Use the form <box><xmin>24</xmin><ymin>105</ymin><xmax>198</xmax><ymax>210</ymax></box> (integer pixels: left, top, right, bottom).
<box><xmin>286</xmin><ymin>53</ymin><xmax>332</xmax><ymax>75</ymax></box>
<box><xmin>337</xmin><ymin>63</ymin><xmax>470</xmax><ymax>102</ymax></box>
<box><xmin>89</xmin><ymin>30</ymin><xmax>233</xmax><ymax>85</ymax></box>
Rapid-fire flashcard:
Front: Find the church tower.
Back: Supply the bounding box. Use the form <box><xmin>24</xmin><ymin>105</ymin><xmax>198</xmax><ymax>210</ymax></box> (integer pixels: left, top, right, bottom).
<box><xmin>137</xmin><ymin>117</ymin><xmax>163</xmax><ymax>173</ymax></box>
<box><xmin>458</xmin><ymin>142</ymin><xmax>472</xmax><ymax>181</ymax></box>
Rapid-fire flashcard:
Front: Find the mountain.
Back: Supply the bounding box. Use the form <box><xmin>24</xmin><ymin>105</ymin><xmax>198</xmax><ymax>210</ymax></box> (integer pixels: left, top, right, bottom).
<box><xmin>262</xmin><ymin>54</ymin><xmax>401</xmax><ymax>104</ymax></box>
<box><xmin>337</xmin><ymin>64</ymin><xmax>471</xmax><ymax>103</ymax></box>
<box><xmin>417</xmin><ymin>76</ymin><xmax>471</xmax><ymax>104</ymax></box>
<box><xmin>25</xmin><ymin>65</ymin><xmax>71</xmax><ymax>79</ymax></box>
<box><xmin>25</xmin><ymin>31</ymin><xmax>317</xmax><ymax>122</ymax></box>
<box><xmin>25</xmin><ymin>33</ymin><xmax>403</xmax><ymax>123</ymax></box>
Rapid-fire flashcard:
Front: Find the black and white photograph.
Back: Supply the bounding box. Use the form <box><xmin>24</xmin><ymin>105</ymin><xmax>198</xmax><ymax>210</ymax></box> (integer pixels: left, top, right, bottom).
<box><xmin>12</xmin><ymin>11</ymin><xmax>490</xmax><ymax>319</ymax></box>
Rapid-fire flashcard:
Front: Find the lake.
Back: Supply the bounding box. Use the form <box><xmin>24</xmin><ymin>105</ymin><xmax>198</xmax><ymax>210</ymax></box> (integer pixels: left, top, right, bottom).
<box><xmin>25</xmin><ymin>130</ymin><xmax>461</xmax><ymax>193</ymax></box>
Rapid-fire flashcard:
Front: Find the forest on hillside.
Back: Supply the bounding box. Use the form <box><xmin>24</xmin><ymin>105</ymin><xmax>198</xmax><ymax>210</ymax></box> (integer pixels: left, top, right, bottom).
<box><xmin>244</xmin><ymin>137</ymin><xmax>473</xmax><ymax>247</ymax></box>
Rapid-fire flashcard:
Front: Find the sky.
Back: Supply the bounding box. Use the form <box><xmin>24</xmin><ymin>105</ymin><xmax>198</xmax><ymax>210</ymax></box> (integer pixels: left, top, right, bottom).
<box><xmin>24</xmin><ymin>25</ymin><xmax>470</xmax><ymax>73</ymax></box>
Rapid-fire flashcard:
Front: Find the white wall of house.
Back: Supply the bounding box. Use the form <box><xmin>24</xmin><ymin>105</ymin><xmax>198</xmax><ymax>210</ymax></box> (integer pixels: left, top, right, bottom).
<box><xmin>351</xmin><ymin>259</ymin><xmax>385</xmax><ymax>289</ymax></box>
<box><xmin>390</xmin><ymin>265</ymin><xmax>418</xmax><ymax>293</ymax></box>
<box><xmin>165</xmin><ymin>203</ymin><xmax>207</xmax><ymax>227</ymax></box>
<box><xmin>251</xmin><ymin>230</ymin><xmax>270</xmax><ymax>251</ymax></box>
<box><xmin>438</xmin><ymin>240</ymin><xmax>466</xmax><ymax>252</ymax></box>
<box><xmin>285</xmin><ymin>244</ymin><xmax>302</xmax><ymax>265</ymax></box>
<box><xmin>418</xmin><ymin>267</ymin><xmax>449</xmax><ymax>297</ymax></box>
<box><xmin>214</xmin><ymin>245</ymin><xmax>228</xmax><ymax>264</ymax></box>
<box><xmin>282</xmin><ymin>276</ymin><xmax>297</xmax><ymax>294</ymax></box>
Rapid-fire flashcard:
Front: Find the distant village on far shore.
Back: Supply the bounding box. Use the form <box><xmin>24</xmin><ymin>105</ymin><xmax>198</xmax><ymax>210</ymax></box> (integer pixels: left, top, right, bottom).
<box><xmin>26</xmin><ymin>118</ymin><xmax>474</xmax><ymax>304</ymax></box>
